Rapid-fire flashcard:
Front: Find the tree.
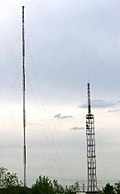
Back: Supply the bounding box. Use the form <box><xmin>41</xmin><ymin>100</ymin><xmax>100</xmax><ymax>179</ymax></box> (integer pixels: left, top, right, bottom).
<box><xmin>32</xmin><ymin>176</ymin><xmax>65</xmax><ymax>194</ymax></box>
<box><xmin>0</xmin><ymin>167</ymin><xmax>22</xmax><ymax>189</ymax></box>
<box><xmin>32</xmin><ymin>176</ymin><xmax>54</xmax><ymax>194</ymax></box>
<box><xmin>32</xmin><ymin>175</ymin><xmax>81</xmax><ymax>194</ymax></box>
<box><xmin>64</xmin><ymin>182</ymin><xmax>80</xmax><ymax>194</ymax></box>
<box><xmin>115</xmin><ymin>182</ymin><xmax>120</xmax><ymax>194</ymax></box>
<box><xmin>103</xmin><ymin>183</ymin><xmax>115</xmax><ymax>194</ymax></box>
<box><xmin>0</xmin><ymin>186</ymin><xmax>32</xmax><ymax>194</ymax></box>
<box><xmin>52</xmin><ymin>179</ymin><xmax>64</xmax><ymax>193</ymax></box>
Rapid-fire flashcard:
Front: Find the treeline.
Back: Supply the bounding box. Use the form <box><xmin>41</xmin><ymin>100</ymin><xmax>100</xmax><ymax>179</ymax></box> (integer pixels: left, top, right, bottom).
<box><xmin>0</xmin><ymin>187</ymin><xmax>32</xmax><ymax>194</ymax></box>
<box><xmin>0</xmin><ymin>167</ymin><xmax>80</xmax><ymax>194</ymax></box>
<box><xmin>0</xmin><ymin>167</ymin><xmax>120</xmax><ymax>194</ymax></box>
<box><xmin>99</xmin><ymin>182</ymin><xmax>120</xmax><ymax>194</ymax></box>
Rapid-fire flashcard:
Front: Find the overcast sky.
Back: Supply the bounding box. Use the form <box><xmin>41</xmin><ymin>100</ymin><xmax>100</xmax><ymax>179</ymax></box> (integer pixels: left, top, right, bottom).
<box><xmin>0</xmin><ymin>0</ymin><xmax>120</xmax><ymax>189</ymax></box>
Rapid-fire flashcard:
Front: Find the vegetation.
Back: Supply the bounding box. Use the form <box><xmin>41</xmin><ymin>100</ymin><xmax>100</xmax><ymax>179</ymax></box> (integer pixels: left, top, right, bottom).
<box><xmin>0</xmin><ymin>166</ymin><xmax>120</xmax><ymax>194</ymax></box>
<box><xmin>32</xmin><ymin>176</ymin><xmax>79</xmax><ymax>194</ymax></box>
<box><xmin>0</xmin><ymin>167</ymin><xmax>22</xmax><ymax>188</ymax></box>
<box><xmin>99</xmin><ymin>182</ymin><xmax>120</xmax><ymax>194</ymax></box>
<box><xmin>0</xmin><ymin>186</ymin><xmax>32</xmax><ymax>194</ymax></box>
<box><xmin>0</xmin><ymin>167</ymin><xmax>79</xmax><ymax>194</ymax></box>
<box><xmin>115</xmin><ymin>182</ymin><xmax>120</xmax><ymax>194</ymax></box>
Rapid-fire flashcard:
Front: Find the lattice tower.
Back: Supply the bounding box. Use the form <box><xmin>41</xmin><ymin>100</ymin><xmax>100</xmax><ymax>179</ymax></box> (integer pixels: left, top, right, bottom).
<box><xmin>86</xmin><ymin>83</ymin><xmax>97</xmax><ymax>192</ymax></box>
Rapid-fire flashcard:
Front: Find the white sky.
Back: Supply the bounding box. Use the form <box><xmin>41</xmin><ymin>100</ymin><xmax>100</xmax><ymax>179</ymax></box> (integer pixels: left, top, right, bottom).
<box><xmin>0</xmin><ymin>0</ymin><xmax>120</xmax><ymax>189</ymax></box>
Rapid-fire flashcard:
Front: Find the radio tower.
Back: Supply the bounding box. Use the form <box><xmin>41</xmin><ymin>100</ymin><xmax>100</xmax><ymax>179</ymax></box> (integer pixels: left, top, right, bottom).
<box><xmin>86</xmin><ymin>83</ymin><xmax>98</xmax><ymax>193</ymax></box>
<box><xmin>22</xmin><ymin>6</ymin><xmax>26</xmax><ymax>187</ymax></box>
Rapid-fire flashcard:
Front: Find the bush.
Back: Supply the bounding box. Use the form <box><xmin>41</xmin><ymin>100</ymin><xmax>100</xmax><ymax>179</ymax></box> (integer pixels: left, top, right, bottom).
<box><xmin>0</xmin><ymin>186</ymin><xmax>32</xmax><ymax>194</ymax></box>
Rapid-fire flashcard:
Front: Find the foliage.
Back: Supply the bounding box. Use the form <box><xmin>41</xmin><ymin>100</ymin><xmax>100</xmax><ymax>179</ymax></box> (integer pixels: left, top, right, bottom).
<box><xmin>4</xmin><ymin>166</ymin><xmax>120</xmax><ymax>194</ymax></box>
<box><xmin>0</xmin><ymin>186</ymin><xmax>32</xmax><ymax>194</ymax></box>
<box><xmin>32</xmin><ymin>176</ymin><xmax>64</xmax><ymax>194</ymax></box>
<box><xmin>0</xmin><ymin>167</ymin><xmax>22</xmax><ymax>189</ymax></box>
<box><xmin>103</xmin><ymin>183</ymin><xmax>115</xmax><ymax>194</ymax></box>
<box><xmin>52</xmin><ymin>179</ymin><xmax>64</xmax><ymax>193</ymax></box>
<box><xmin>114</xmin><ymin>182</ymin><xmax>120</xmax><ymax>194</ymax></box>
<box><xmin>32</xmin><ymin>176</ymin><xmax>80</xmax><ymax>194</ymax></box>
<box><xmin>64</xmin><ymin>182</ymin><xmax>80</xmax><ymax>194</ymax></box>
<box><xmin>32</xmin><ymin>176</ymin><xmax>53</xmax><ymax>194</ymax></box>
<box><xmin>0</xmin><ymin>168</ymin><xmax>80</xmax><ymax>194</ymax></box>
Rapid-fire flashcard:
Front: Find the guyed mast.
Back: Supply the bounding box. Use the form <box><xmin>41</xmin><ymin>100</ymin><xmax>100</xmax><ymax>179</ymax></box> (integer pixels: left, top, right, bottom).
<box><xmin>22</xmin><ymin>6</ymin><xmax>26</xmax><ymax>187</ymax></box>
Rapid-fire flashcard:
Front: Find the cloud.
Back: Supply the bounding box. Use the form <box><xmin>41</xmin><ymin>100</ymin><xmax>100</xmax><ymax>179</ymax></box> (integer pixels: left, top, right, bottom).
<box><xmin>70</xmin><ymin>127</ymin><xmax>84</xmax><ymax>131</ymax></box>
<box><xmin>54</xmin><ymin>113</ymin><xmax>73</xmax><ymax>119</ymax></box>
<box><xmin>108</xmin><ymin>109</ymin><xmax>120</xmax><ymax>113</ymax></box>
<box><xmin>80</xmin><ymin>99</ymin><xmax>120</xmax><ymax>109</ymax></box>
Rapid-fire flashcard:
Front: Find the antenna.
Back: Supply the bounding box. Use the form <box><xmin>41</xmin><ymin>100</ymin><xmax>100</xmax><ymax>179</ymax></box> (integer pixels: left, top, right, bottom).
<box><xmin>22</xmin><ymin>6</ymin><xmax>26</xmax><ymax>187</ymax></box>
<box><xmin>86</xmin><ymin>82</ymin><xmax>98</xmax><ymax>193</ymax></box>
<box><xmin>87</xmin><ymin>82</ymin><xmax>91</xmax><ymax>114</ymax></box>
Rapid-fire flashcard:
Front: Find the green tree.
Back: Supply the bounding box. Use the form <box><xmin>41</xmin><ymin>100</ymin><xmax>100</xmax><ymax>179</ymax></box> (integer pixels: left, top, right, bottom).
<box><xmin>32</xmin><ymin>176</ymin><xmax>81</xmax><ymax>194</ymax></box>
<box><xmin>52</xmin><ymin>179</ymin><xmax>64</xmax><ymax>193</ymax></box>
<box><xmin>32</xmin><ymin>176</ymin><xmax>54</xmax><ymax>194</ymax></box>
<box><xmin>0</xmin><ymin>167</ymin><xmax>22</xmax><ymax>189</ymax></box>
<box><xmin>0</xmin><ymin>186</ymin><xmax>32</xmax><ymax>194</ymax></box>
<box><xmin>115</xmin><ymin>182</ymin><xmax>120</xmax><ymax>194</ymax></box>
<box><xmin>64</xmin><ymin>182</ymin><xmax>80</xmax><ymax>194</ymax></box>
<box><xmin>32</xmin><ymin>175</ymin><xmax>81</xmax><ymax>194</ymax></box>
<box><xmin>103</xmin><ymin>183</ymin><xmax>115</xmax><ymax>194</ymax></box>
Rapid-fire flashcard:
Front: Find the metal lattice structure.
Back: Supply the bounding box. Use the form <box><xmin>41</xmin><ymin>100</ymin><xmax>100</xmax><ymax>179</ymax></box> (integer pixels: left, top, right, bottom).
<box><xmin>86</xmin><ymin>83</ymin><xmax>97</xmax><ymax>192</ymax></box>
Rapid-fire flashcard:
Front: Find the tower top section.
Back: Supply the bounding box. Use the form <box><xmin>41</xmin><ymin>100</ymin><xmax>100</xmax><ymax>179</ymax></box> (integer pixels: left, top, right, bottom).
<box><xmin>87</xmin><ymin>82</ymin><xmax>91</xmax><ymax>115</ymax></box>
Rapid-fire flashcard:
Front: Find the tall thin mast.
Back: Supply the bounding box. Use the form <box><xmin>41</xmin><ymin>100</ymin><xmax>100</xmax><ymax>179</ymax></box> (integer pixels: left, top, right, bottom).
<box><xmin>22</xmin><ymin>6</ymin><xmax>26</xmax><ymax>187</ymax></box>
